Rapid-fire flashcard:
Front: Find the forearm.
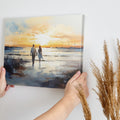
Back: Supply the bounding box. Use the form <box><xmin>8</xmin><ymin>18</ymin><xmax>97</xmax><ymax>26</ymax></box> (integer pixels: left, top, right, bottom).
<box><xmin>35</xmin><ymin>96</ymin><xmax>76</xmax><ymax>120</ymax></box>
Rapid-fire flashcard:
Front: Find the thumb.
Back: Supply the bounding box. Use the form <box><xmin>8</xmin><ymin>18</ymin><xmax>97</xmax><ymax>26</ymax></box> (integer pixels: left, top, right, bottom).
<box><xmin>69</xmin><ymin>71</ymin><xmax>81</xmax><ymax>82</ymax></box>
<box><xmin>0</xmin><ymin>67</ymin><xmax>6</xmax><ymax>79</ymax></box>
<box><xmin>0</xmin><ymin>68</ymin><xmax>6</xmax><ymax>97</ymax></box>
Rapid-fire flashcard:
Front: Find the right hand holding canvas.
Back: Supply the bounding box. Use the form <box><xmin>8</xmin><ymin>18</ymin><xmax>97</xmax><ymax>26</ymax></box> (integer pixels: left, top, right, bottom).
<box><xmin>0</xmin><ymin>67</ymin><xmax>14</xmax><ymax>97</ymax></box>
<box><xmin>35</xmin><ymin>71</ymin><xmax>89</xmax><ymax>120</ymax></box>
<box><xmin>64</xmin><ymin>71</ymin><xmax>89</xmax><ymax>107</ymax></box>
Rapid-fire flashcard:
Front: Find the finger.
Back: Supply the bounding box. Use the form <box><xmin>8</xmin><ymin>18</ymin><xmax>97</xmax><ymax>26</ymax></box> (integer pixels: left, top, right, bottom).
<box><xmin>0</xmin><ymin>67</ymin><xmax>6</xmax><ymax>87</ymax></box>
<box><xmin>69</xmin><ymin>71</ymin><xmax>81</xmax><ymax>82</ymax></box>
<box><xmin>5</xmin><ymin>85</ymin><xmax>10</xmax><ymax>91</ymax></box>
<box><xmin>0</xmin><ymin>68</ymin><xmax>6</xmax><ymax>79</ymax></box>
<box><xmin>77</xmin><ymin>72</ymin><xmax>87</xmax><ymax>82</ymax></box>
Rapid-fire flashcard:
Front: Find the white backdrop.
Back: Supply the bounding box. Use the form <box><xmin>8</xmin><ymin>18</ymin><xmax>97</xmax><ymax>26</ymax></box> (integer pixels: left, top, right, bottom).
<box><xmin>0</xmin><ymin>0</ymin><xmax>120</xmax><ymax>120</ymax></box>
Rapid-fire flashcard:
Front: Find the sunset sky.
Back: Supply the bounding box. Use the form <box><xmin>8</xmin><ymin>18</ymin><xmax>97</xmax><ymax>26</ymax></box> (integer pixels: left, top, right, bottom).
<box><xmin>4</xmin><ymin>14</ymin><xmax>83</xmax><ymax>48</ymax></box>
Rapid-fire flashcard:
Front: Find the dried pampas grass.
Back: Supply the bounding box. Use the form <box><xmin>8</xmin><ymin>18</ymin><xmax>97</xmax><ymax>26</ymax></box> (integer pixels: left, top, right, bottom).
<box><xmin>91</xmin><ymin>40</ymin><xmax>120</xmax><ymax>120</ymax></box>
<box><xmin>76</xmin><ymin>84</ymin><xmax>91</xmax><ymax>120</ymax></box>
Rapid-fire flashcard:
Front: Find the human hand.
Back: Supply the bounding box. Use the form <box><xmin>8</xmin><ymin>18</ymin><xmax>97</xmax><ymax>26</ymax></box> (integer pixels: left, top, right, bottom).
<box><xmin>35</xmin><ymin>71</ymin><xmax>89</xmax><ymax>120</ymax></box>
<box><xmin>0</xmin><ymin>67</ymin><xmax>14</xmax><ymax>97</ymax></box>
<box><xmin>63</xmin><ymin>71</ymin><xmax>89</xmax><ymax>107</ymax></box>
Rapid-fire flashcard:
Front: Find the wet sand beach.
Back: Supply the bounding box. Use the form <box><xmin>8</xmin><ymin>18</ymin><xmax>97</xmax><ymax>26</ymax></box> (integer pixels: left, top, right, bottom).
<box><xmin>4</xmin><ymin>47</ymin><xmax>83</xmax><ymax>88</ymax></box>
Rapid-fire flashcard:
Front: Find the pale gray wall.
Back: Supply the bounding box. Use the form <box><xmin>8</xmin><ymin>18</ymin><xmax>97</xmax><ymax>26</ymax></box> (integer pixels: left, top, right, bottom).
<box><xmin>0</xmin><ymin>0</ymin><xmax>120</xmax><ymax>120</ymax></box>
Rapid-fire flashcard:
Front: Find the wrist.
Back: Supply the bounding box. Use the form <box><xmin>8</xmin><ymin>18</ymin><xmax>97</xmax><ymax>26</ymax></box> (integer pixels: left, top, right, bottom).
<box><xmin>61</xmin><ymin>95</ymin><xmax>80</xmax><ymax>109</ymax></box>
<box><xmin>56</xmin><ymin>96</ymin><xmax>76</xmax><ymax>116</ymax></box>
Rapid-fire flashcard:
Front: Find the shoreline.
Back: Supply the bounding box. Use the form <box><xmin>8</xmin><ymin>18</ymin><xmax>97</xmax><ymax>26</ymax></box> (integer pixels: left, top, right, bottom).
<box><xmin>4</xmin><ymin>47</ymin><xmax>82</xmax><ymax>88</ymax></box>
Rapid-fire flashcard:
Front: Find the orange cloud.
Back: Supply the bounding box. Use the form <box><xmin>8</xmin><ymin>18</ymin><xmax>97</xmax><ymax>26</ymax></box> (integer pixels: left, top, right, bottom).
<box><xmin>32</xmin><ymin>24</ymin><xmax>50</xmax><ymax>34</ymax></box>
<box><xmin>5</xmin><ymin>32</ymin><xmax>37</xmax><ymax>47</ymax></box>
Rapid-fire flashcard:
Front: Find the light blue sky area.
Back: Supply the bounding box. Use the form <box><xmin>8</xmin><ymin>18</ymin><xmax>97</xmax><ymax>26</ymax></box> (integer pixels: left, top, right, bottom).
<box><xmin>4</xmin><ymin>14</ymin><xmax>83</xmax><ymax>36</ymax></box>
<box><xmin>4</xmin><ymin>18</ymin><xmax>29</xmax><ymax>36</ymax></box>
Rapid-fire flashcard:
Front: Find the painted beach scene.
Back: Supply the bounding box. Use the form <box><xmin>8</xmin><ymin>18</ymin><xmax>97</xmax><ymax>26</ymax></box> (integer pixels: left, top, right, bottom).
<box><xmin>4</xmin><ymin>14</ymin><xmax>84</xmax><ymax>88</ymax></box>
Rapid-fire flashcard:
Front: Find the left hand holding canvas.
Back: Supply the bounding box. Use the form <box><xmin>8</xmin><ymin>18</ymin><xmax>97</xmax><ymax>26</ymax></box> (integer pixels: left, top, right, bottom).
<box><xmin>0</xmin><ymin>67</ymin><xmax>14</xmax><ymax>97</ymax></box>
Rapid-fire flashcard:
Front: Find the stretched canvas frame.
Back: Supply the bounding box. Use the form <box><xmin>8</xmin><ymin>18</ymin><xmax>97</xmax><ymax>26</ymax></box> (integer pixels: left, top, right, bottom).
<box><xmin>3</xmin><ymin>14</ymin><xmax>84</xmax><ymax>88</ymax></box>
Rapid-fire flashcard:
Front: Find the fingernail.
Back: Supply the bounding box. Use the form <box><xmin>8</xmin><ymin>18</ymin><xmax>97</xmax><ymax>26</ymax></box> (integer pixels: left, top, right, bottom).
<box><xmin>2</xmin><ymin>68</ymin><xmax>5</xmax><ymax>72</ymax></box>
<box><xmin>76</xmin><ymin>71</ymin><xmax>80</xmax><ymax>75</ymax></box>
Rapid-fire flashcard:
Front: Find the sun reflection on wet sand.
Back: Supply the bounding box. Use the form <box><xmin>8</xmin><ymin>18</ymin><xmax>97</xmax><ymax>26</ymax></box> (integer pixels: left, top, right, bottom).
<box><xmin>5</xmin><ymin>47</ymin><xmax>83</xmax><ymax>88</ymax></box>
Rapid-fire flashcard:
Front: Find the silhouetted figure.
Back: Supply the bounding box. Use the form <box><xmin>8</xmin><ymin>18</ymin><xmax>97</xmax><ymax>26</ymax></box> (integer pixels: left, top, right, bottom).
<box><xmin>38</xmin><ymin>45</ymin><xmax>42</xmax><ymax>62</ymax></box>
<box><xmin>30</xmin><ymin>44</ymin><xmax>37</xmax><ymax>66</ymax></box>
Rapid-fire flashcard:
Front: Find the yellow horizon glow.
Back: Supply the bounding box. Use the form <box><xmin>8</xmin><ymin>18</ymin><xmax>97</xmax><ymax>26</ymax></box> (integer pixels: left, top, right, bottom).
<box><xmin>4</xmin><ymin>15</ymin><xmax>83</xmax><ymax>48</ymax></box>
<box><xmin>5</xmin><ymin>33</ymin><xmax>83</xmax><ymax>48</ymax></box>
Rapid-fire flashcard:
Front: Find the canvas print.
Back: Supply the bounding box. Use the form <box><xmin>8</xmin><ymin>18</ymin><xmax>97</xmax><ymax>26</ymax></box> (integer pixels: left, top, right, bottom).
<box><xmin>4</xmin><ymin>14</ymin><xmax>84</xmax><ymax>88</ymax></box>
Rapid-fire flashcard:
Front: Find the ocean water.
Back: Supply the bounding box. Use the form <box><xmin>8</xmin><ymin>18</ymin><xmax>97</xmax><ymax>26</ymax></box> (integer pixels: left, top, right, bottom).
<box><xmin>4</xmin><ymin>47</ymin><xmax>83</xmax><ymax>88</ymax></box>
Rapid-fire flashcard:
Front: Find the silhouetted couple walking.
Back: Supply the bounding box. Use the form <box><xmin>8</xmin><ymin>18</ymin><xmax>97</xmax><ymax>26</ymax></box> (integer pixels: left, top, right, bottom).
<box><xmin>30</xmin><ymin>44</ymin><xmax>42</xmax><ymax>66</ymax></box>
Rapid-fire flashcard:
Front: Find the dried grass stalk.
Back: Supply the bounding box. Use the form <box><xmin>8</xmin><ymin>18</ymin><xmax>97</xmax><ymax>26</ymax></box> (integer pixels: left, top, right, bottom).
<box><xmin>76</xmin><ymin>84</ymin><xmax>91</xmax><ymax>120</ymax></box>
<box><xmin>91</xmin><ymin>40</ymin><xmax>120</xmax><ymax>120</ymax></box>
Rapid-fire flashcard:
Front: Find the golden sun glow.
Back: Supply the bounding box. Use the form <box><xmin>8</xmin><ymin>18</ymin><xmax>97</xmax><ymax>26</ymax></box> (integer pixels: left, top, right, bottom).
<box><xmin>4</xmin><ymin>15</ymin><xmax>83</xmax><ymax>48</ymax></box>
<box><xmin>35</xmin><ymin>34</ymin><xmax>51</xmax><ymax>46</ymax></box>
